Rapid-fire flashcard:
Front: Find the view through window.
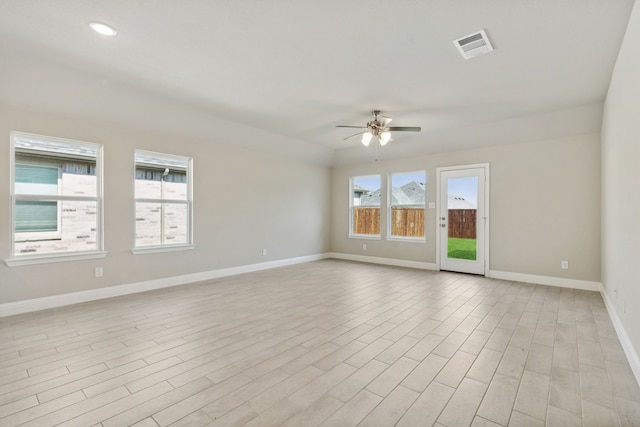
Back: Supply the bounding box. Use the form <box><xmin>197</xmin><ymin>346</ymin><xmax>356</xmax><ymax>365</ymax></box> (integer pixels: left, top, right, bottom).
<box><xmin>389</xmin><ymin>171</ymin><xmax>426</xmax><ymax>239</ymax></box>
<box><xmin>134</xmin><ymin>150</ymin><xmax>192</xmax><ymax>248</ymax></box>
<box><xmin>11</xmin><ymin>132</ymin><xmax>102</xmax><ymax>257</ymax></box>
<box><xmin>350</xmin><ymin>175</ymin><xmax>381</xmax><ymax>236</ymax></box>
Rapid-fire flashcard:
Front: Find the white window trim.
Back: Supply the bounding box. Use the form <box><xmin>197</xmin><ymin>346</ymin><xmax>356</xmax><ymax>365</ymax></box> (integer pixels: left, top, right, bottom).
<box><xmin>5</xmin><ymin>251</ymin><xmax>107</xmax><ymax>267</ymax></box>
<box><xmin>348</xmin><ymin>234</ymin><xmax>382</xmax><ymax>240</ymax></box>
<box><xmin>388</xmin><ymin>171</ymin><xmax>427</xmax><ymax>240</ymax></box>
<box><xmin>133</xmin><ymin>149</ymin><xmax>194</xmax><ymax>251</ymax></box>
<box><xmin>385</xmin><ymin>236</ymin><xmax>426</xmax><ymax>243</ymax></box>
<box><xmin>131</xmin><ymin>244</ymin><xmax>196</xmax><ymax>255</ymax></box>
<box><xmin>349</xmin><ymin>174</ymin><xmax>381</xmax><ymax>238</ymax></box>
<box><xmin>5</xmin><ymin>131</ymin><xmax>105</xmax><ymax>266</ymax></box>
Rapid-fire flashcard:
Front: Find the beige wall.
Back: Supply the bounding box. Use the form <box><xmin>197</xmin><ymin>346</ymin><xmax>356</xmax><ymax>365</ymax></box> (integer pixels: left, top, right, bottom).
<box><xmin>0</xmin><ymin>104</ymin><xmax>331</xmax><ymax>303</ymax></box>
<box><xmin>331</xmin><ymin>133</ymin><xmax>601</xmax><ymax>282</ymax></box>
<box><xmin>0</xmin><ymin>105</ymin><xmax>604</xmax><ymax>305</ymax></box>
<box><xmin>602</xmin><ymin>1</ymin><xmax>640</xmax><ymax>361</ymax></box>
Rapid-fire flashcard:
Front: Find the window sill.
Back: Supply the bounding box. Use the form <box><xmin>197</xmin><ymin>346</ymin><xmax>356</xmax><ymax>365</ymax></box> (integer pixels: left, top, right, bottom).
<box><xmin>5</xmin><ymin>251</ymin><xmax>107</xmax><ymax>267</ymax></box>
<box><xmin>347</xmin><ymin>235</ymin><xmax>381</xmax><ymax>240</ymax></box>
<box><xmin>132</xmin><ymin>244</ymin><xmax>196</xmax><ymax>255</ymax></box>
<box><xmin>385</xmin><ymin>237</ymin><xmax>427</xmax><ymax>244</ymax></box>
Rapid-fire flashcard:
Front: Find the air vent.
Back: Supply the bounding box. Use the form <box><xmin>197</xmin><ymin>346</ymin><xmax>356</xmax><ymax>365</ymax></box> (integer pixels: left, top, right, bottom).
<box><xmin>454</xmin><ymin>30</ymin><xmax>493</xmax><ymax>59</ymax></box>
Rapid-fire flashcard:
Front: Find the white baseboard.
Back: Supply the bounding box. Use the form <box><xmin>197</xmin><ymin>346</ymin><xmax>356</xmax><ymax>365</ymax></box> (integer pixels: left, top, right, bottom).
<box><xmin>600</xmin><ymin>289</ymin><xmax>640</xmax><ymax>386</ymax></box>
<box><xmin>328</xmin><ymin>252</ymin><xmax>437</xmax><ymax>271</ymax></box>
<box><xmin>0</xmin><ymin>253</ymin><xmax>329</xmax><ymax>317</ymax></box>
<box><xmin>488</xmin><ymin>270</ymin><xmax>603</xmax><ymax>292</ymax></box>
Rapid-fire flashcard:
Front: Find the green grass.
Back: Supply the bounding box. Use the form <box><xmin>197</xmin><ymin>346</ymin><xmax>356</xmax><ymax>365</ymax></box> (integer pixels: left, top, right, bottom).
<box><xmin>448</xmin><ymin>238</ymin><xmax>477</xmax><ymax>260</ymax></box>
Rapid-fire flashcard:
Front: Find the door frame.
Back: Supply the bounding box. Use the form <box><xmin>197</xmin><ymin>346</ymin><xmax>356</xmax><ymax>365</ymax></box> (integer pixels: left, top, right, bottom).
<box><xmin>436</xmin><ymin>163</ymin><xmax>490</xmax><ymax>275</ymax></box>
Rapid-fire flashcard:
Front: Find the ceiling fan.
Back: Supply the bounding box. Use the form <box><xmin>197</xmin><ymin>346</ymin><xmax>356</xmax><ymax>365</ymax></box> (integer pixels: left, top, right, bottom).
<box><xmin>337</xmin><ymin>110</ymin><xmax>421</xmax><ymax>146</ymax></box>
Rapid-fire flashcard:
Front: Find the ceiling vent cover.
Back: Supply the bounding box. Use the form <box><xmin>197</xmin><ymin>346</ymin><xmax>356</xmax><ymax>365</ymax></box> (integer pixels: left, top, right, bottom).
<box><xmin>454</xmin><ymin>30</ymin><xmax>493</xmax><ymax>59</ymax></box>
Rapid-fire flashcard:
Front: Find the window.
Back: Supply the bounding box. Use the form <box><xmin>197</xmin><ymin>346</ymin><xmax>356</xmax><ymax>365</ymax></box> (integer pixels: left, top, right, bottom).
<box><xmin>134</xmin><ymin>150</ymin><xmax>193</xmax><ymax>251</ymax></box>
<box><xmin>9</xmin><ymin>131</ymin><xmax>104</xmax><ymax>263</ymax></box>
<box><xmin>350</xmin><ymin>175</ymin><xmax>381</xmax><ymax>237</ymax></box>
<box><xmin>389</xmin><ymin>171</ymin><xmax>426</xmax><ymax>239</ymax></box>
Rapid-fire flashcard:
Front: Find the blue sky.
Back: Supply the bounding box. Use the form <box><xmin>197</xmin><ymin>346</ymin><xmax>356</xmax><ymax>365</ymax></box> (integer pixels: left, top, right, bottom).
<box><xmin>354</xmin><ymin>172</ymin><xmax>425</xmax><ymax>192</ymax></box>
<box><xmin>448</xmin><ymin>176</ymin><xmax>478</xmax><ymax>205</ymax></box>
<box><xmin>391</xmin><ymin>172</ymin><xmax>426</xmax><ymax>187</ymax></box>
<box><xmin>353</xmin><ymin>175</ymin><xmax>381</xmax><ymax>191</ymax></box>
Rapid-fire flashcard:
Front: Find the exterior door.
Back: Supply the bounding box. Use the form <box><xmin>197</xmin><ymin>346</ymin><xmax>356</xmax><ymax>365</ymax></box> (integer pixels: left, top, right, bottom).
<box><xmin>438</xmin><ymin>165</ymin><xmax>488</xmax><ymax>275</ymax></box>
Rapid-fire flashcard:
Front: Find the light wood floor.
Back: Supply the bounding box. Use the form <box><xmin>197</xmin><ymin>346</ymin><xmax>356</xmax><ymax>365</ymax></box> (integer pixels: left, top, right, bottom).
<box><xmin>1</xmin><ymin>260</ymin><xmax>639</xmax><ymax>426</ymax></box>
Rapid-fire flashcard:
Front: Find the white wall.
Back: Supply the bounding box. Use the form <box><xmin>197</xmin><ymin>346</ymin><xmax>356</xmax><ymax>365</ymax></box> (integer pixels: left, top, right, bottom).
<box><xmin>0</xmin><ymin>103</ymin><xmax>331</xmax><ymax>303</ymax></box>
<box><xmin>331</xmin><ymin>133</ymin><xmax>601</xmax><ymax>283</ymax></box>
<box><xmin>602</xmin><ymin>1</ymin><xmax>640</xmax><ymax>364</ymax></box>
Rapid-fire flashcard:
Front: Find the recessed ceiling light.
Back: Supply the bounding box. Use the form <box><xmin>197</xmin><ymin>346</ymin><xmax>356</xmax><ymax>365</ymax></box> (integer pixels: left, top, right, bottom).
<box><xmin>89</xmin><ymin>21</ymin><xmax>117</xmax><ymax>37</ymax></box>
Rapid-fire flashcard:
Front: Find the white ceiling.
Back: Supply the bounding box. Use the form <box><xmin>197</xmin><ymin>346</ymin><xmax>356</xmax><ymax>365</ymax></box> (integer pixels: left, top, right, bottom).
<box><xmin>0</xmin><ymin>1</ymin><xmax>635</xmax><ymax>165</ymax></box>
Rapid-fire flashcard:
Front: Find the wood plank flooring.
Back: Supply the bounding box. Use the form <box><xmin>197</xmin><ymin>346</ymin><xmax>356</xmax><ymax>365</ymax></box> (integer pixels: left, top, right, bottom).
<box><xmin>1</xmin><ymin>259</ymin><xmax>639</xmax><ymax>426</ymax></box>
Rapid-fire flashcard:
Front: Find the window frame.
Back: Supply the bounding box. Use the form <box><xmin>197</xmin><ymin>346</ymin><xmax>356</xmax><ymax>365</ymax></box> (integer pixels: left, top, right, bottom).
<box><xmin>349</xmin><ymin>174</ymin><xmax>382</xmax><ymax>239</ymax></box>
<box><xmin>6</xmin><ymin>131</ymin><xmax>106</xmax><ymax>266</ymax></box>
<box><xmin>132</xmin><ymin>149</ymin><xmax>195</xmax><ymax>254</ymax></box>
<box><xmin>387</xmin><ymin>171</ymin><xmax>427</xmax><ymax>243</ymax></box>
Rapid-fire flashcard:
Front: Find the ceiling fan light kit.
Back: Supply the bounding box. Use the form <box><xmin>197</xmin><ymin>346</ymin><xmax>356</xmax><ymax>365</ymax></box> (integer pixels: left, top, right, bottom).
<box><xmin>337</xmin><ymin>110</ymin><xmax>421</xmax><ymax>148</ymax></box>
<box><xmin>361</xmin><ymin>131</ymin><xmax>373</xmax><ymax>146</ymax></box>
<box><xmin>379</xmin><ymin>131</ymin><xmax>391</xmax><ymax>146</ymax></box>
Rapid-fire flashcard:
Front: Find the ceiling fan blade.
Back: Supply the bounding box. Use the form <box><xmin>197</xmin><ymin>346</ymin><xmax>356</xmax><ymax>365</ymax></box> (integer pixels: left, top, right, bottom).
<box><xmin>387</xmin><ymin>126</ymin><xmax>421</xmax><ymax>132</ymax></box>
<box><xmin>379</xmin><ymin>116</ymin><xmax>392</xmax><ymax>127</ymax></box>
<box><xmin>343</xmin><ymin>130</ymin><xmax>367</xmax><ymax>140</ymax></box>
<box><xmin>336</xmin><ymin>125</ymin><xmax>367</xmax><ymax>129</ymax></box>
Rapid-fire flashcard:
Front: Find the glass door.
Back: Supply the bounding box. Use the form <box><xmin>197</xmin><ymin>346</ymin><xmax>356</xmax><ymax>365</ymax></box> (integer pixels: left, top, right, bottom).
<box><xmin>438</xmin><ymin>165</ymin><xmax>488</xmax><ymax>275</ymax></box>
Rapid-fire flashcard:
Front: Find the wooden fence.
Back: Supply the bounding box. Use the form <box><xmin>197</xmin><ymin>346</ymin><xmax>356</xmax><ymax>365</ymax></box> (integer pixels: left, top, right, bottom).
<box><xmin>391</xmin><ymin>207</ymin><xmax>424</xmax><ymax>237</ymax></box>
<box><xmin>353</xmin><ymin>207</ymin><xmax>380</xmax><ymax>235</ymax></box>
<box><xmin>448</xmin><ymin>209</ymin><xmax>476</xmax><ymax>239</ymax></box>
<box><xmin>352</xmin><ymin>207</ymin><xmax>475</xmax><ymax>238</ymax></box>
<box><xmin>353</xmin><ymin>207</ymin><xmax>425</xmax><ymax>237</ymax></box>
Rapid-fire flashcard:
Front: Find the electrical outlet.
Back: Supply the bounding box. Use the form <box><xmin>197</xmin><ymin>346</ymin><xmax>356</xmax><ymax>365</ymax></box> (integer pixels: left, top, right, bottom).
<box><xmin>363</xmin><ymin>244</ymin><xmax>367</xmax><ymax>250</ymax></box>
<box><xmin>95</xmin><ymin>267</ymin><xmax>103</xmax><ymax>278</ymax></box>
<box><xmin>561</xmin><ymin>260</ymin><xmax>569</xmax><ymax>270</ymax></box>
<box><xmin>262</xmin><ymin>248</ymin><xmax>267</xmax><ymax>256</ymax></box>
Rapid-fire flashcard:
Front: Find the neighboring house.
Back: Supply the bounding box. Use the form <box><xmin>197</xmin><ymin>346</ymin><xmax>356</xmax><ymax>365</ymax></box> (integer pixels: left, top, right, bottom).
<box><xmin>134</xmin><ymin>172</ymin><xmax>188</xmax><ymax>247</ymax></box>
<box><xmin>359</xmin><ymin>181</ymin><xmax>426</xmax><ymax>206</ymax></box>
<box><xmin>351</xmin><ymin>184</ymin><xmax>368</xmax><ymax>206</ymax></box>
<box><xmin>355</xmin><ymin>183</ymin><xmax>472</xmax><ymax>211</ymax></box>
<box><xmin>359</xmin><ymin>188</ymin><xmax>381</xmax><ymax>206</ymax></box>
<box><xmin>399</xmin><ymin>181</ymin><xmax>426</xmax><ymax>204</ymax></box>
<box><xmin>15</xmin><ymin>156</ymin><xmax>189</xmax><ymax>255</ymax></box>
<box><xmin>14</xmin><ymin>156</ymin><xmax>98</xmax><ymax>255</ymax></box>
<box><xmin>448</xmin><ymin>194</ymin><xmax>476</xmax><ymax>209</ymax></box>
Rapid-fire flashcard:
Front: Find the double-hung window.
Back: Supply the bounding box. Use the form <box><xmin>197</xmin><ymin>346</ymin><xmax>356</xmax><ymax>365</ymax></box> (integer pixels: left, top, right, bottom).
<box><xmin>134</xmin><ymin>150</ymin><xmax>193</xmax><ymax>252</ymax></box>
<box><xmin>349</xmin><ymin>175</ymin><xmax>381</xmax><ymax>237</ymax></box>
<box><xmin>8</xmin><ymin>131</ymin><xmax>104</xmax><ymax>265</ymax></box>
<box><xmin>389</xmin><ymin>171</ymin><xmax>426</xmax><ymax>240</ymax></box>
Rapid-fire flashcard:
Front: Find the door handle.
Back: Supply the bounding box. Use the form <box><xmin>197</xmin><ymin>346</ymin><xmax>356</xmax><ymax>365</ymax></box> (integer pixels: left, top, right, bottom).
<box><xmin>440</xmin><ymin>223</ymin><xmax>446</xmax><ymax>228</ymax></box>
